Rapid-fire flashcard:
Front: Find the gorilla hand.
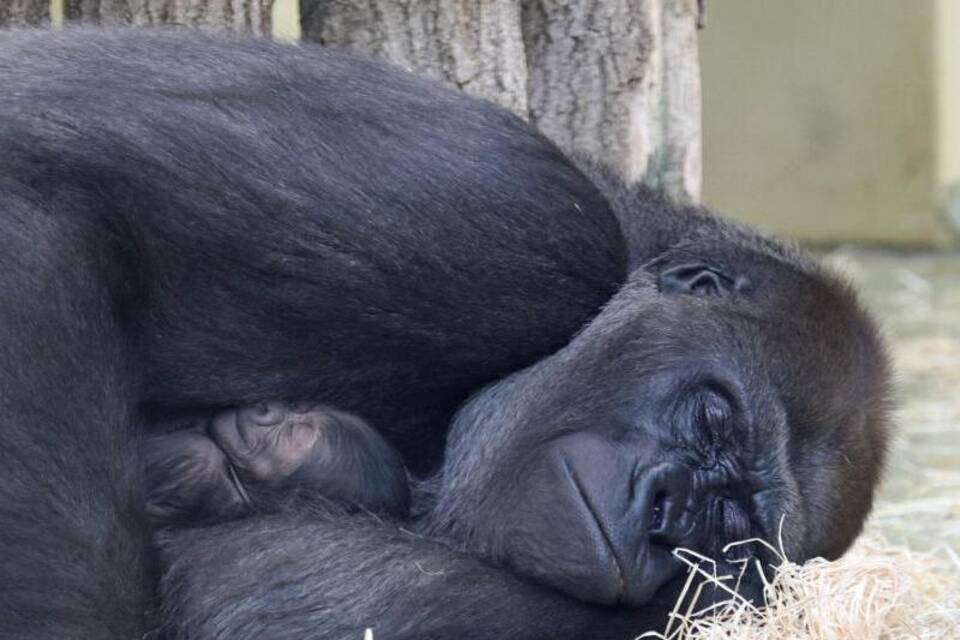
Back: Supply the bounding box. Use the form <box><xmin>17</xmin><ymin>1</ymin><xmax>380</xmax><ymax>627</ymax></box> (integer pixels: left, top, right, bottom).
<box><xmin>143</xmin><ymin>427</ymin><xmax>250</xmax><ymax>525</ymax></box>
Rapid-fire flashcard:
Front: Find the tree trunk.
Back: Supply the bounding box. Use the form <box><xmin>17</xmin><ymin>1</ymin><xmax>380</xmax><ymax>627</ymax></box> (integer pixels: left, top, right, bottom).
<box><xmin>301</xmin><ymin>0</ymin><xmax>528</xmax><ymax>116</ymax></box>
<box><xmin>0</xmin><ymin>0</ymin><xmax>49</xmax><ymax>27</ymax></box>
<box><xmin>301</xmin><ymin>0</ymin><xmax>702</xmax><ymax>202</ymax></box>
<box><xmin>524</xmin><ymin>0</ymin><xmax>701</xmax><ymax>200</ymax></box>
<box><xmin>64</xmin><ymin>0</ymin><xmax>274</xmax><ymax>34</ymax></box>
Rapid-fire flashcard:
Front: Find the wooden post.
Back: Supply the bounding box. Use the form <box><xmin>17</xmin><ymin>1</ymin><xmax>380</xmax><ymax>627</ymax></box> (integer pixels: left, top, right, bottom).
<box><xmin>63</xmin><ymin>0</ymin><xmax>274</xmax><ymax>34</ymax></box>
<box><xmin>0</xmin><ymin>0</ymin><xmax>49</xmax><ymax>27</ymax></box>
<box><xmin>301</xmin><ymin>0</ymin><xmax>702</xmax><ymax>202</ymax></box>
<box><xmin>301</xmin><ymin>0</ymin><xmax>528</xmax><ymax>116</ymax></box>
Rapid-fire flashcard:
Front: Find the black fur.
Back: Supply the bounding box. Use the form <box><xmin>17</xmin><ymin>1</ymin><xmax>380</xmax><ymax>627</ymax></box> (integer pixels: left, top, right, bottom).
<box><xmin>0</xmin><ymin>27</ymin><xmax>627</xmax><ymax>471</ymax></box>
<box><xmin>156</xmin><ymin>243</ymin><xmax>891</xmax><ymax>639</ymax></box>
<box><xmin>0</xmin><ymin>28</ymin><xmax>891</xmax><ymax>640</ymax></box>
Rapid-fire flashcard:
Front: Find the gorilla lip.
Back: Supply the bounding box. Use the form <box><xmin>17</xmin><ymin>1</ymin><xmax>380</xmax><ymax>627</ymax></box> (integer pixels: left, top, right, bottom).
<box><xmin>561</xmin><ymin>457</ymin><xmax>628</xmax><ymax>602</ymax></box>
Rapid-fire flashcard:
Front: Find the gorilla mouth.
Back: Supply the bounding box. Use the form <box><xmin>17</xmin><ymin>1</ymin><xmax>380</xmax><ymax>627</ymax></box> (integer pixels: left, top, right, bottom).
<box><xmin>561</xmin><ymin>458</ymin><xmax>628</xmax><ymax>603</ymax></box>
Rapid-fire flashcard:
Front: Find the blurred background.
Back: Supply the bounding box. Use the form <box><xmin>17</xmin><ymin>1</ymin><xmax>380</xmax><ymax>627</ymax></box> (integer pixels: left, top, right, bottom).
<box><xmin>2</xmin><ymin>0</ymin><xmax>957</xmax><ymax>549</ymax></box>
<box><xmin>698</xmin><ymin>0</ymin><xmax>960</xmax><ymax>552</ymax></box>
<box><xmin>701</xmin><ymin>1</ymin><xmax>956</xmax><ymax>247</ymax></box>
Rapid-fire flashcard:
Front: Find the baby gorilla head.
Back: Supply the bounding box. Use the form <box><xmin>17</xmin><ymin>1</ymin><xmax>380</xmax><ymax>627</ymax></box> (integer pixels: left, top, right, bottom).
<box><xmin>143</xmin><ymin>403</ymin><xmax>409</xmax><ymax>525</ymax></box>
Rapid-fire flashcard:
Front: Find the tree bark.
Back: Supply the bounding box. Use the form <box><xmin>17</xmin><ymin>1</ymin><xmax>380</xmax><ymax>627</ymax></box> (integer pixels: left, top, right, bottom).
<box><xmin>632</xmin><ymin>0</ymin><xmax>701</xmax><ymax>201</ymax></box>
<box><xmin>64</xmin><ymin>0</ymin><xmax>274</xmax><ymax>34</ymax></box>
<box><xmin>524</xmin><ymin>0</ymin><xmax>701</xmax><ymax>201</ymax></box>
<box><xmin>301</xmin><ymin>0</ymin><xmax>702</xmax><ymax>202</ymax></box>
<box><xmin>301</xmin><ymin>0</ymin><xmax>528</xmax><ymax>116</ymax></box>
<box><xmin>0</xmin><ymin>0</ymin><xmax>49</xmax><ymax>27</ymax></box>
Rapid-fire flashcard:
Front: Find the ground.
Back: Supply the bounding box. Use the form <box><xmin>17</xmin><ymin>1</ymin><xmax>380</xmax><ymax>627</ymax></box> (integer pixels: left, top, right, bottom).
<box><xmin>824</xmin><ymin>248</ymin><xmax>960</xmax><ymax>549</ymax></box>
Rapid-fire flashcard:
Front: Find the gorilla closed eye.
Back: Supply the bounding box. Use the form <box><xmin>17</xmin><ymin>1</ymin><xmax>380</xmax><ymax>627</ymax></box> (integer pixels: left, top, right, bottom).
<box><xmin>695</xmin><ymin>389</ymin><xmax>732</xmax><ymax>435</ymax></box>
<box><xmin>677</xmin><ymin>384</ymin><xmax>736</xmax><ymax>455</ymax></box>
<box><xmin>712</xmin><ymin>496</ymin><xmax>752</xmax><ymax>542</ymax></box>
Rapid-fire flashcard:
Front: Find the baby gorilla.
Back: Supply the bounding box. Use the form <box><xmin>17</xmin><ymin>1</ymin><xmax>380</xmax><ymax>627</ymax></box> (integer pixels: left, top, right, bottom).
<box><xmin>143</xmin><ymin>403</ymin><xmax>410</xmax><ymax>526</ymax></box>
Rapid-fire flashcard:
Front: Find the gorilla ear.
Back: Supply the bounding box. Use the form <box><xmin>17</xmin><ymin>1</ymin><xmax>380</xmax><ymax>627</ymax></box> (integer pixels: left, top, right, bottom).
<box><xmin>657</xmin><ymin>263</ymin><xmax>750</xmax><ymax>297</ymax></box>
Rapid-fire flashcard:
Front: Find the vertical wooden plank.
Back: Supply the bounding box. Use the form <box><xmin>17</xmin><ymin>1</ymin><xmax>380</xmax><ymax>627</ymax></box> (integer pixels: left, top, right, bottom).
<box><xmin>271</xmin><ymin>0</ymin><xmax>300</xmax><ymax>41</ymax></box>
<box><xmin>939</xmin><ymin>0</ymin><xmax>960</xmax><ymax>235</ymax></box>
<box><xmin>51</xmin><ymin>0</ymin><xmax>65</xmax><ymax>27</ymax></box>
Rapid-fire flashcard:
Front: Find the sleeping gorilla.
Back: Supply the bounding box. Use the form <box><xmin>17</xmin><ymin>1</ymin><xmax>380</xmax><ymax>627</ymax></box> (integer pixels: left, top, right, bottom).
<box><xmin>0</xmin><ymin>28</ymin><xmax>890</xmax><ymax>640</ymax></box>
<box><xmin>148</xmin><ymin>197</ymin><xmax>891</xmax><ymax>633</ymax></box>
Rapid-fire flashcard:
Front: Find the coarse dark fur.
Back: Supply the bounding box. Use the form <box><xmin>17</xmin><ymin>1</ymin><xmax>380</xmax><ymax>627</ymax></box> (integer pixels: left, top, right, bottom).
<box><xmin>0</xmin><ymin>28</ymin><xmax>891</xmax><ymax>640</ymax></box>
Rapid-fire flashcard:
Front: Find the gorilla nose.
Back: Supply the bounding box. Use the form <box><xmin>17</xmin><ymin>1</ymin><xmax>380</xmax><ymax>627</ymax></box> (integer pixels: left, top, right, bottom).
<box><xmin>634</xmin><ymin>462</ymin><xmax>695</xmax><ymax>546</ymax></box>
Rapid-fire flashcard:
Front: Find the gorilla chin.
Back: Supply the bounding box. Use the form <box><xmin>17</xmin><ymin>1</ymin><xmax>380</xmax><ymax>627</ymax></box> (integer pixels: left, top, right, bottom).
<box><xmin>424</xmin><ymin>257</ymin><xmax>890</xmax><ymax>610</ymax></box>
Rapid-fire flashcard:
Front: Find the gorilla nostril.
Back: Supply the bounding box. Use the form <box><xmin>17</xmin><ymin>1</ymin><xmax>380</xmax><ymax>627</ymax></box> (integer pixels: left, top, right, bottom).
<box><xmin>650</xmin><ymin>491</ymin><xmax>667</xmax><ymax>531</ymax></box>
<box><xmin>638</xmin><ymin>464</ymin><xmax>694</xmax><ymax>544</ymax></box>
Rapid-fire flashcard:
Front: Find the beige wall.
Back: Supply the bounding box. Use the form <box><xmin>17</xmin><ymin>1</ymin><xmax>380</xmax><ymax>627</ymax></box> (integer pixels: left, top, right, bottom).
<box><xmin>700</xmin><ymin>0</ymin><xmax>951</xmax><ymax>245</ymax></box>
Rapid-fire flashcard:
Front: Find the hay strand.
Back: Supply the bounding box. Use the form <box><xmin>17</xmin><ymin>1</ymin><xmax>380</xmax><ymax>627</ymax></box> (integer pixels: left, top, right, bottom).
<box><xmin>639</xmin><ymin>537</ymin><xmax>960</xmax><ymax>640</ymax></box>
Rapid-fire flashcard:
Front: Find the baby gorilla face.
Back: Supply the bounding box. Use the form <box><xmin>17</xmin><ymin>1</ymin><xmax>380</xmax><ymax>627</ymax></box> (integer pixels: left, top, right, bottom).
<box><xmin>210</xmin><ymin>402</ymin><xmax>326</xmax><ymax>483</ymax></box>
<box><xmin>143</xmin><ymin>403</ymin><xmax>410</xmax><ymax>526</ymax></box>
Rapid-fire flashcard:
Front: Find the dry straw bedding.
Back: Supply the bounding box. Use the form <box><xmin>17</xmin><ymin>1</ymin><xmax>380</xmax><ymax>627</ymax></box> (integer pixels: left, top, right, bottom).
<box><xmin>640</xmin><ymin>536</ymin><xmax>960</xmax><ymax>640</ymax></box>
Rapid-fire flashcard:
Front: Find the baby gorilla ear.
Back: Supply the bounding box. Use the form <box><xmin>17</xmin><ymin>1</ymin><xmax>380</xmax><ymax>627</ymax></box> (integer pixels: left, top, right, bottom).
<box><xmin>211</xmin><ymin>402</ymin><xmax>411</xmax><ymax>518</ymax></box>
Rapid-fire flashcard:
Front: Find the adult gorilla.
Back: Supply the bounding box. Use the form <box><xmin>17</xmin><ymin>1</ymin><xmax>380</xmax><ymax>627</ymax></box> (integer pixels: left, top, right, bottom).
<box><xmin>0</xmin><ymin>29</ymin><xmax>890</xmax><ymax>640</ymax></box>
<box><xmin>157</xmin><ymin>195</ymin><xmax>891</xmax><ymax>640</ymax></box>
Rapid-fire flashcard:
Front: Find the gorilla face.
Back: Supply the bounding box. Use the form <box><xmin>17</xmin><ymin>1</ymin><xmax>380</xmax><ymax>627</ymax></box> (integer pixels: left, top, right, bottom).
<box><xmin>425</xmin><ymin>249</ymin><xmax>890</xmax><ymax>609</ymax></box>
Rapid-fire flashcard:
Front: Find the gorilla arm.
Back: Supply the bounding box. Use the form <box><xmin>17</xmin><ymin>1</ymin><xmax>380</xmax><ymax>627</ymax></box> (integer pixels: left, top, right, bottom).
<box><xmin>157</xmin><ymin>512</ymin><xmax>660</xmax><ymax>640</ymax></box>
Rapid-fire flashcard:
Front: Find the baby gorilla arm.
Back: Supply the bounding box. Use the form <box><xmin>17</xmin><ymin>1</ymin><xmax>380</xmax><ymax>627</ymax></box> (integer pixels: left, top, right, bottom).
<box><xmin>143</xmin><ymin>403</ymin><xmax>410</xmax><ymax>526</ymax></box>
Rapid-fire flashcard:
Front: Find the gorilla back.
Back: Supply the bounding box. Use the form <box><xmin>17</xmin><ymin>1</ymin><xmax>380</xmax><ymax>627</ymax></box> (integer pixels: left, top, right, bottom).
<box><xmin>0</xmin><ymin>28</ymin><xmax>626</xmax><ymax>467</ymax></box>
<box><xmin>0</xmin><ymin>29</ymin><xmax>625</xmax><ymax>638</ymax></box>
